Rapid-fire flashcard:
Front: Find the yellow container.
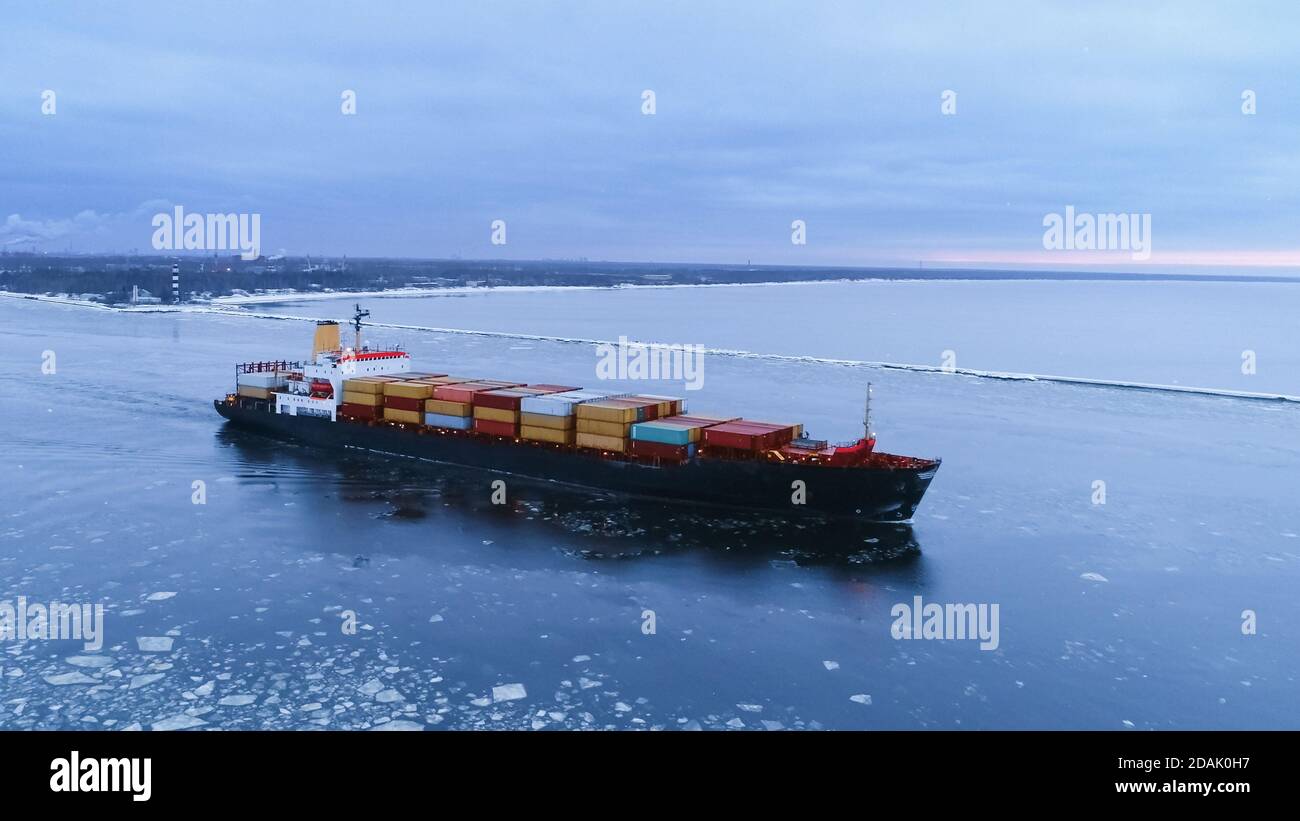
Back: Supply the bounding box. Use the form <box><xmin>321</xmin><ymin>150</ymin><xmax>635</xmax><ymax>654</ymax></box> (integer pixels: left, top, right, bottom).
<box><xmin>576</xmin><ymin>432</ymin><xmax>627</xmax><ymax>452</ymax></box>
<box><xmin>520</xmin><ymin>412</ymin><xmax>574</xmax><ymax>430</ymax></box>
<box><xmin>385</xmin><ymin>408</ymin><xmax>423</xmax><ymax>424</ymax></box>
<box><xmin>425</xmin><ymin>399</ymin><xmax>471</xmax><ymax>416</ymax></box>
<box><xmin>384</xmin><ymin>381</ymin><xmax>435</xmax><ymax>399</ymax></box>
<box><xmin>237</xmin><ymin>385</ymin><xmax>273</xmax><ymax>400</ymax></box>
<box><xmin>473</xmin><ymin>406</ymin><xmax>518</xmax><ymax>424</ymax></box>
<box><xmin>521</xmin><ymin>425</ymin><xmax>574</xmax><ymax>445</ymax></box>
<box><xmin>577</xmin><ymin>418</ymin><xmax>631</xmax><ymax>437</ymax></box>
<box><xmin>342</xmin><ymin>390</ymin><xmax>383</xmax><ymax>407</ymax></box>
<box><xmin>575</xmin><ymin>401</ymin><xmax>639</xmax><ymax>423</ymax></box>
<box><xmin>342</xmin><ymin>377</ymin><xmax>397</xmax><ymax>395</ymax></box>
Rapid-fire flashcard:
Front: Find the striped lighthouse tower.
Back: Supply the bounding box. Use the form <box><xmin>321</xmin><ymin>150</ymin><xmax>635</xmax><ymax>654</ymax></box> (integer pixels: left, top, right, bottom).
<box><xmin>171</xmin><ymin>262</ymin><xmax>180</xmax><ymax>303</ymax></box>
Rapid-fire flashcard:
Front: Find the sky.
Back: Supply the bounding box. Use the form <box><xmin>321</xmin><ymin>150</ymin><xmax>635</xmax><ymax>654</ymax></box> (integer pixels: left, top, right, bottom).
<box><xmin>2</xmin><ymin>1</ymin><xmax>1299</xmax><ymax>270</ymax></box>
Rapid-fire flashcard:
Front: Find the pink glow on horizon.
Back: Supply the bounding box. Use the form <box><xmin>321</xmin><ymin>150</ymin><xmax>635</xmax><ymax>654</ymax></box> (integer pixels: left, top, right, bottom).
<box><xmin>922</xmin><ymin>250</ymin><xmax>1300</xmax><ymax>268</ymax></box>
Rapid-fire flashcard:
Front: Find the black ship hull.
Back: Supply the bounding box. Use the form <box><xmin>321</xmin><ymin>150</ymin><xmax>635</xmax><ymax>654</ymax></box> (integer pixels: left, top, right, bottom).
<box><xmin>214</xmin><ymin>400</ymin><xmax>939</xmax><ymax>520</ymax></box>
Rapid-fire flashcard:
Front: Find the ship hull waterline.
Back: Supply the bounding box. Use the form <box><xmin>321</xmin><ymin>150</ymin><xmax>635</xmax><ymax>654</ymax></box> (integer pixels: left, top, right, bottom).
<box><xmin>215</xmin><ymin>400</ymin><xmax>940</xmax><ymax>521</ymax></box>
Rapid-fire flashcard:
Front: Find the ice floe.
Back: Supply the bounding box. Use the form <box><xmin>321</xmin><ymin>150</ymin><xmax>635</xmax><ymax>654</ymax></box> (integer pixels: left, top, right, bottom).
<box><xmin>44</xmin><ymin>672</ymin><xmax>97</xmax><ymax>686</ymax></box>
<box><xmin>152</xmin><ymin>714</ymin><xmax>207</xmax><ymax>731</ymax></box>
<box><xmin>369</xmin><ymin>719</ymin><xmax>424</xmax><ymax>731</ymax></box>
<box><xmin>492</xmin><ymin>683</ymin><xmax>527</xmax><ymax>702</ymax></box>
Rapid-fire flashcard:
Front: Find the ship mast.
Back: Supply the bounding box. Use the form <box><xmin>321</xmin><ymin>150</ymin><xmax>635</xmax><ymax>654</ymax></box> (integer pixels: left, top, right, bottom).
<box><xmin>352</xmin><ymin>303</ymin><xmax>370</xmax><ymax>351</ymax></box>
<box><xmin>864</xmin><ymin>382</ymin><xmax>875</xmax><ymax>441</ymax></box>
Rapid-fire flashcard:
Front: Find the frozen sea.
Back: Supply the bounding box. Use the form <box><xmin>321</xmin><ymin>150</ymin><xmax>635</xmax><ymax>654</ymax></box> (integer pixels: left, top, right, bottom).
<box><xmin>1</xmin><ymin>278</ymin><xmax>1296</xmax><ymax>730</ymax></box>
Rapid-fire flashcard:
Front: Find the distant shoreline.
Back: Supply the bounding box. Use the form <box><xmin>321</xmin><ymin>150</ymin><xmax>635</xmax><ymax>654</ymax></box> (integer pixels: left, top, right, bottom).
<box><xmin>5</xmin><ymin>271</ymin><xmax>1300</xmax><ymax>313</ymax></box>
<box><xmin>3</xmin><ymin>254</ymin><xmax>1300</xmax><ymax>308</ymax></box>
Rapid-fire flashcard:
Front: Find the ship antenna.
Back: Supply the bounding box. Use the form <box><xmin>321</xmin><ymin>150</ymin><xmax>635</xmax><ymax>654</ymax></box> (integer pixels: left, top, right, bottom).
<box><xmin>864</xmin><ymin>382</ymin><xmax>875</xmax><ymax>441</ymax></box>
<box><xmin>352</xmin><ymin>303</ymin><xmax>370</xmax><ymax>351</ymax></box>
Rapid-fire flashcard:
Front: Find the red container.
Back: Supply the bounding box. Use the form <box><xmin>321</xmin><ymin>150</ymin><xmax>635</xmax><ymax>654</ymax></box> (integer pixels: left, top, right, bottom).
<box><xmin>382</xmin><ymin>395</ymin><xmax>424</xmax><ymax>412</ymax></box>
<box><xmin>433</xmin><ymin>382</ymin><xmax>499</xmax><ymax>403</ymax></box>
<box><xmin>629</xmin><ymin>439</ymin><xmax>692</xmax><ymax>460</ymax></box>
<box><xmin>702</xmin><ymin>420</ymin><xmax>799</xmax><ymax>451</ymax></box>
<box><xmin>473</xmin><ymin>418</ymin><xmax>518</xmax><ymax>437</ymax></box>
<box><xmin>474</xmin><ymin>389</ymin><xmax>534</xmax><ymax>411</ymax></box>
<box><xmin>339</xmin><ymin>403</ymin><xmax>381</xmax><ymax>420</ymax></box>
<box><xmin>701</xmin><ymin>423</ymin><xmax>761</xmax><ymax>450</ymax></box>
<box><xmin>745</xmin><ymin>422</ymin><xmax>800</xmax><ymax>447</ymax></box>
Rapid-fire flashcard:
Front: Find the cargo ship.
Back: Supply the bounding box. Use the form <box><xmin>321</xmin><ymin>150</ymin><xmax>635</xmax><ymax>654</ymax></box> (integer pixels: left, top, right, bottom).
<box><xmin>214</xmin><ymin>307</ymin><xmax>940</xmax><ymax>520</ymax></box>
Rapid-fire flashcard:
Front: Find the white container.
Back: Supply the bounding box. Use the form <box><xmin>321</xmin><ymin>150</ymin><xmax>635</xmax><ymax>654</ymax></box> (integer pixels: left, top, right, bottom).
<box><xmin>237</xmin><ymin>371</ymin><xmax>286</xmax><ymax>389</ymax></box>
<box><xmin>520</xmin><ymin>389</ymin><xmax>630</xmax><ymax>416</ymax></box>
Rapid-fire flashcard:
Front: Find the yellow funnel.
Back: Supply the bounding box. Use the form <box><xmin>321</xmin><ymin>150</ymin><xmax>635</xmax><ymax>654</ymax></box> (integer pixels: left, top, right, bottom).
<box><xmin>312</xmin><ymin>321</ymin><xmax>341</xmax><ymax>359</ymax></box>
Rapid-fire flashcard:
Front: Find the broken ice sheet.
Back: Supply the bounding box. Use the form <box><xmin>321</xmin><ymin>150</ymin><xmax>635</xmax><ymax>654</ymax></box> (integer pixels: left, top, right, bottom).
<box><xmin>136</xmin><ymin>636</ymin><xmax>174</xmax><ymax>652</ymax></box>
<box><xmin>492</xmin><ymin>683</ymin><xmax>527</xmax><ymax>702</ymax></box>
<box><xmin>369</xmin><ymin>720</ymin><xmax>424</xmax><ymax>731</ymax></box>
<box><xmin>145</xmin><ymin>591</ymin><xmax>177</xmax><ymax>601</ymax></box>
<box><xmin>218</xmin><ymin>694</ymin><xmax>256</xmax><ymax>706</ymax></box>
<box><xmin>129</xmin><ymin>673</ymin><xmax>165</xmax><ymax>689</ymax></box>
<box><xmin>152</xmin><ymin>714</ymin><xmax>207</xmax><ymax>731</ymax></box>
<box><xmin>44</xmin><ymin>672</ymin><xmax>97</xmax><ymax>685</ymax></box>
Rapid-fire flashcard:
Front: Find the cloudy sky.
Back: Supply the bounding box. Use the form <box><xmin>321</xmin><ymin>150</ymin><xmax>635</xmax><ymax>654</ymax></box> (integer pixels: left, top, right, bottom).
<box><xmin>3</xmin><ymin>1</ymin><xmax>1299</xmax><ymax>269</ymax></box>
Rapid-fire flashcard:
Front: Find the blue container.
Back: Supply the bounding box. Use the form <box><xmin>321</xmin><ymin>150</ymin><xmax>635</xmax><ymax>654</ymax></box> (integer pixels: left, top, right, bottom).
<box><xmin>631</xmin><ymin>420</ymin><xmax>693</xmax><ymax>446</ymax></box>
<box><xmin>425</xmin><ymin>412</ymin><xmax>473</xmax><ymax>430</ymax></box>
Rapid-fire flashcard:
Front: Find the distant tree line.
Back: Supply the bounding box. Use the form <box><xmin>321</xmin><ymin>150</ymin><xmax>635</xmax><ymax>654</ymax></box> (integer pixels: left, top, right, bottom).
<box><xmin>0</xmin><ymin>255</ymin><xmax>888</xmax><ymax>300</ymax></box>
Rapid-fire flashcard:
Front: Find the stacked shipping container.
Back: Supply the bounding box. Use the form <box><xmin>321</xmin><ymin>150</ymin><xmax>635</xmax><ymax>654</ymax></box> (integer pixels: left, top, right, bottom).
<box><xmin>472</xmin><ymin>385</ymin><xmax>582</xmax><ymax>437</ymax></box>
<box><xmin>426</xmin><ymin>381</ymin><xmax>512</xmax><ymax>430</ymax></box>
<box><xmin>574</xmin><ymin>397</ymin><xmax>666</xmax><ymax>453</ymax></box>
<box><xmin>701</xmin><ymin>419</ymin><xmax>803</xmax><ymax>452</ymax></box>
<box><xmin>336</xmin><ymin>371</ymin><xmax>804</xmax><ymax>462</ymax></box>
<box><xmin>382</xmin><ymin>378</ymin><xmax>444</xmax><ymax>424</ymax></box>
<box><xmin>518</xmin><ymin>389</ymin><xmax>627</xmax><ymax>445</ymax></box>
<box><xmin>236</xmin><ymin>369</ymin><xmax>290</xmax><ymax>400</ymax></box>
<box><xmin>339</xmin><ymin>376</ymin><xmax>401</xmax><ymax>420</ymax></box>
<box><xmin>628</xmin><ymin>413</ymin><xmax>732</xmax><ymax>460</ymax></box>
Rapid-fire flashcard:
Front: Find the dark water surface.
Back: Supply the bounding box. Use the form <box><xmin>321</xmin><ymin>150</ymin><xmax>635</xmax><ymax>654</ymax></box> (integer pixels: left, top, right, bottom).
<box><xmin>1</xmin><ymin>296</ymin><xmax>1295</xmax><ymax>729</ymax></box>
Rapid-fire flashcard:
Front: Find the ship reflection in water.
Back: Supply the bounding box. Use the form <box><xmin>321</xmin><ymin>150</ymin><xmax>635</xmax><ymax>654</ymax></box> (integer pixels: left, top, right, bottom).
<box><xmin>217</xmin><ymin>426</ymin><xmax>923</xmax><ymax>568</ymax></box>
